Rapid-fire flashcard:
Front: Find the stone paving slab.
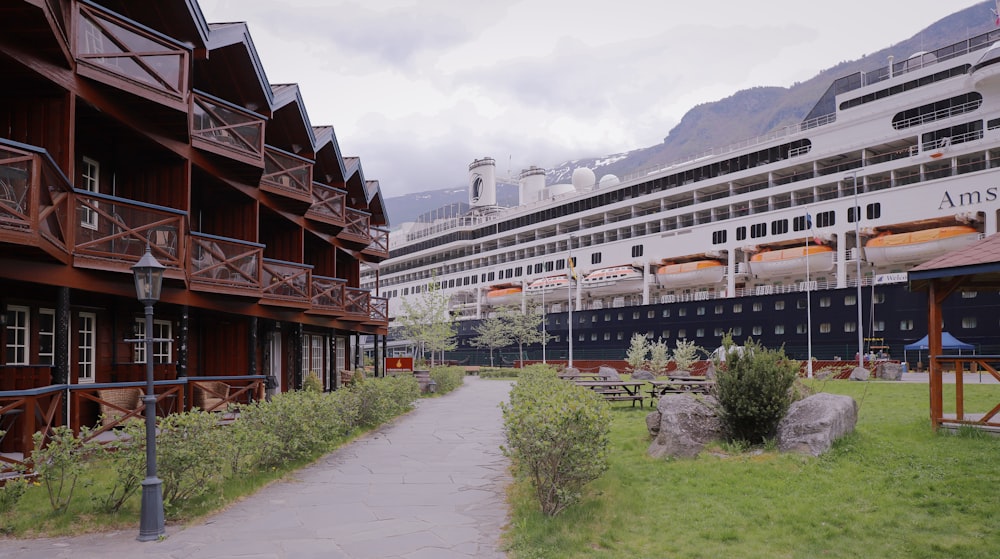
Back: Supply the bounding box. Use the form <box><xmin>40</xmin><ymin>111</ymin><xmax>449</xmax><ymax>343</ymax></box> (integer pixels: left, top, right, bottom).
<box><xmin>0</xmin><ymin>376</ymin><xmax>513</xmax><ymax>559</ymax></box>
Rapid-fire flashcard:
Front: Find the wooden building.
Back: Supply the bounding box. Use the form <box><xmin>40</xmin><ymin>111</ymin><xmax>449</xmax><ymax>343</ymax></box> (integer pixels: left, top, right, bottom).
<box><xmin>0</xmin><ymin>0</ymin><xmax>390</xmax><ymax>455</ymax></box>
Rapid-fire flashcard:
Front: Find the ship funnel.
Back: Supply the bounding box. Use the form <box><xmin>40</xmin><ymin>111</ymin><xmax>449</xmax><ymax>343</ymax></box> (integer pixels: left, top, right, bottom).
<box><xmin>519</xmin><ymin>166</ymin><xmax>546</xmax><ymax>205</ymax></box>
<box><xmin>468</xmin><ymin>157</ymin><xmax>497</xmax><ymax>208</ymax></box>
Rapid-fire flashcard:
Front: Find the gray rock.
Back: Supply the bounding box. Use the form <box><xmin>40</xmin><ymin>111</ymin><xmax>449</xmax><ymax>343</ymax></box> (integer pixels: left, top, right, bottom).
<box><xmin>598</xmin><ymin>366</ymin><xmax>621</xmax><ymax>381</ymax></box>
<box><xmin>703</xmin><ymin>362</ymin><xmax>717</xmax><ymax>381</ymax></box>
<box><xmin>647</xmin><ymin>394</ymin><xmax>723</xmax><ymax>459</ymax></box>
<box><xmin>777</xmin><ymin>393</ymin><xmax>858</xmax><ymax>456</ymax></box>
<box><xmin>849</xmin><ymin>366</ymin><xmax>869</xmax><ymax>381</ymax></box>
<box><xmin>630</xmin><ymin>369</ymin><xmax>656</xmax><ymax>381</ymax></box>
<box><xmin>561</xmin><ymin>366</ymin><xmax>580</xmax><ymax>378</ymax></box>
<box><xmin>876</xmin><ymin>362</ymin><xmax>903</xmax><ymax>381</ymax></box>
<box><xmin>645</xmin><ymin>410</ymin><xmax>661</xmax><ymax>435</ymax></box>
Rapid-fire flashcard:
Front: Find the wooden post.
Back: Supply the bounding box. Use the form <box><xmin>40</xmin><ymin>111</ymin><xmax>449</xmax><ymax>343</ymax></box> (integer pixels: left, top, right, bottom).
<box><xmin>928</xmin><ymin>281</ymin><xmax>943</xmax><ymax>429</ymax></box>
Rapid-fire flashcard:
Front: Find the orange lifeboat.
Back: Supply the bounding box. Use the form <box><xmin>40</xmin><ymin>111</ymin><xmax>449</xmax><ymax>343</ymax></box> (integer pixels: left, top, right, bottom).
<box><xmin>655</xmin><ymin>260</ymin><xmax>725</xmax><ymax>288</ymax></box>
<box><xmin>864</xmin><ymin>225</ymin><xmax>980</xmax><ymax>266</ymax></box>
<box><xmin>484</xmin><ymin>284</ymin><xmax>522</xmax><ymax>306</ymax></box>
<box><xmin>749</xmin><ymin>245</ymin><xmax>835</xmax><ymax>278</ymax></box>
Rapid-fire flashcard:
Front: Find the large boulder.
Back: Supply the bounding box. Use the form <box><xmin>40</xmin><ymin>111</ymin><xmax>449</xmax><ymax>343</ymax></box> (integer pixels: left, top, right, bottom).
<box><xmin>647</xmin><ymin>394</ymin><xmax>723</xmax><ymax>459</ymax></box>
<box><xmin>560</xmin><ymin>366</ymin><xmax>580</xmax><ymax>378</ymax></box>
<box><xmin>598</xmin><ymin>366</ymin><xmax>621</xmax><ymax>381</ymax></box>
<box><xmin>849</xmin><ymin>366</ymin><xmax>869</xmax><ymax>381</ymax></box>
<box><xmin>777</xmin><ymin>393</ymin><xmax>858</xmax><ymax>456</ymax></box>
<box><xmin>876</xmin><ymin>362</ymin><xmax>903</xmax><ymax>381</ymax></box>
<box><xmin>630</xmin><ymin>369</ymin><xmax>656</xmax><ymax>381</ymax></box>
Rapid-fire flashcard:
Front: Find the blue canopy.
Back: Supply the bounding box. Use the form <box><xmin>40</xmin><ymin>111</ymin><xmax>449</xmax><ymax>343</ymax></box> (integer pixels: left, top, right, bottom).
<box><xmin>904</xmin><ymin>332</ymin><xmax>974</xmax><ymax>351</ymax></box>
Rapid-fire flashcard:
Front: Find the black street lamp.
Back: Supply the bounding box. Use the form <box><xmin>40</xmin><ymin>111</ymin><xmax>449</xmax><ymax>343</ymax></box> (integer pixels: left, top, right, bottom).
<box><xmin>132</xmin><ymin>245</ymin><xmax>166</xmax><ymax>541</ymax></box>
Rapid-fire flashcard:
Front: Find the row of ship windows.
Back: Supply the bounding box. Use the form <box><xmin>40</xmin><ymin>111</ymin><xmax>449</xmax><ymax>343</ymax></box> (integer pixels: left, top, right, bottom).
<box><xmin>711</xmin><ymin>203</ymin><xmax>882</xmax><ymax>244</ymax></box>
<box><xmin>462</xmin><ymin>317</ymin><xmax>980</xmax><ymax>347</ymax></box>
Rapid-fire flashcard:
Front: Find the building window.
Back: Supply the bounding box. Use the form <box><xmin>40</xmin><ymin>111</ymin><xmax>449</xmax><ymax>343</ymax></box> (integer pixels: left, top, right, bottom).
<box><xmin>732</xmin><ymin>327</ymin><xmax>742</xmax><ymax>336</ymax></box>
<box><xmin>962</xmin><ymin>317</ymin><xmax>977</xmax><ymax>328</ymax></box>
<box><xmin>796</xmin><ymin>324</ymin><xmax>807</xmax><ymax>334</ymax></box>
<box><xmin>590</xmin><ymin>333</ymin><xmax>597</xmax><ymax>341</ymax></box>
<box><xmin>961</xmin><ymin>291</ymin><xmax>977</xmax><ymax>299</ymax></box>
<box><xmin>712</xmin><ymin>230</ymin><xmax>727</xmax><ymax>244</ymax></box>
<box><xmin>714</xmin><ymin>327</ymin><xmax>725</xmax><ymax>337</ymax></box>
<box><xmin>774</xmin><ymin>325</ymin><xmax>785</xmax><ymax>335</ymax></box>
<box><xmin>80</xmin><ymin>157</ymin><xmax>100</xmax><ymax>230</ymax></box>
<box><xmin>603</xmin><ymin>332</ymin><xmax>611</xmax><ymax>341</ymax></box>
<box><xmin>900</xmin><ymin>320</ymin><xmax>914</xmax><ymax>331</ymax></box>
<box><xmin>591</xmin><ymin>253</ymin><xmax>602</xmax><ymax>265</ymax></box>
<box><xmin>873</xmin><ymin>320</ymin><xmax>885</xmax><ymax>332</ymax></box>
<box><xmin>697</xmin><ymin>307</ymin><xmax>706</xmax><ymax>316</ymax></box>
<box><xmin>662</xmin><ymin>330</ymin><xmax>670</xmax><ymax>339</ymax></box>
<box><xmin>844</xmin><ymin>322</ymin><xmax>857</xmax><ymax>333</ymax></box>
<box><xmin>78</xmin><ymin>312</ymin><xmax>96</xmax><ymax>383</ymax></box>
<box><xmin>39</xmin><ymin>309</ymin><xmax>55</xmax><ymax>366</ymax></box>
<box><xmin>820</xmin><ymin>323</ymin><xmax>831</xmax><ymax>333</ymax></box>
<box><xmin>750</xmin><ymin>223</ymin><xmax>767</xmax><ymax>238</ymax></box>
<box><xmin>632</xmin><ymin>311</ymin><xmax>640</xmax><ymax>319</ymax></box>
<box><xmin>647</xmin><ymin>310</ymin><xmax>655</xmax><ymax>318</ymax></box>
<box><xmin>816</xmin><ymin>210</ymin><xmax>835</xmax><ymax>227</ymax></box>
<box><xmin>733</xmin><ymin>303</ymin><xmax>743</xmax><ymax>313</ymax></box>
<box><xmin>771</xmin><ymin>219</ymin><xmax>788</xmax><ymax>235</ymax></box>
<box><xmin>696</xmin><ymin>328</ymin><xmax>705</xmax><ymax>337</ymax></box>
<box><xmin>752</xmin><ymin>326</ymin><xmax>762</xmax><ymax>335</ymax></box>
<box><xmin>844</xmin><ymin>294</ymin><xmax>857</xmax><ymax>306</ymax></box>
<box><xmin>775</xmin><ymin>301</ymin><xmax>785</xmax><ymax>310</ymax></box>
<box><xmin>134</xmin><ymin>318</ymin><xmax>173</xmax><ymax>364</ymax></box>
<box><xmin>736</xmin><ymin>226</ymin><xmax>747</xmax><ymax>241</ymax></box>
<box><xmin>4</xmin><ymin>305</ymin><xmax>29</xmax><ymax>365</ymax></box>
<box><xmin>753</xmin><ymin>302</ymin><xmax>763</xmax><ymax>312</ymax></box>
<box><xmin>867</xmin><ymin>203</ymin><xmax>881</xmax><ymax>219</ymax></box>
<box><xmin>715</xmin><ymin>305</ymin><xmax>724</xmax><ymax>315</ymax></box>
<box><xmin>678</xmin><ymin>329</ymin><xmax>686</xmax><ymax>339</ymax></box>
<box><xmin>793</xmin><ymin>215</ymin><xmax>808</xmax><ymax>231</ymax></box>
<box><xmin>678</xmin><ymin>308</ymin><xmax>687</xmax><ymax>317</ymax></box>
<box><xmin>605</xmin><ymin>313</ymin><xmax>612</xmax><ymax>322</ymax></box>
<box><xmin>617</xmin><ymin>332</ymin><xmax>624</xmax><ymax>340</ymax></box>
<box><xmin>820</xmin><ymin>297</ymin><xmax>831</xmax><ymax>307</ymax></box>
<box><xmin>662</xmin><ymin>309</ymin><xmax>671</xmax><ymax>318</ymax></box>
<box><xmin>631</xmin><ymin>245</ymin><xmax>644</xmax><ymax>258</ymax></box>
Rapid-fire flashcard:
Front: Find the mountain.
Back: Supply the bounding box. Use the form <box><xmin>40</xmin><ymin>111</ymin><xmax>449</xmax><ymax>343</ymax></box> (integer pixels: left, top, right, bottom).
<box><xmin>384</xmin><ymin>1</ymin><xmax>997</xmax><ymax>228</ymax></box>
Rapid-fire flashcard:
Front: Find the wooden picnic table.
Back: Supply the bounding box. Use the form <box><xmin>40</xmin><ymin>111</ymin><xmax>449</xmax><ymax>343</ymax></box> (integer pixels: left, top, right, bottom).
<box><xmin>573</xmin><ymin>380</ymin><xmax>646</xmax><ymax>407</ymax></box>
<box><xmin>647</xmin><ymin>378</ymin><xmax>715</xmax><ymax>406</ymax></box>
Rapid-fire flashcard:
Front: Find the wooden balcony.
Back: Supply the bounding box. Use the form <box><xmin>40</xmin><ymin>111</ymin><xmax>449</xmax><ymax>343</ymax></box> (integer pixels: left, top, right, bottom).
<box><xmin>339</xmin><ymin>207</ymin><xmax>372</xmax><ymax>248</ymax></box>
<box><xmin>305</xmin><ymin>183</ymin><xmax>347</xmax><ymax>230</ymax></box>
<box><xmin>0</xmin><ymin>385</ymin><xmax>63</xmax><ymax>473</ymax></box>
<box><xmin>344</xmin><ymin>287</ymin><xmax>370</xmax><ymax>321</ymax></box>
<box><xmin>369</xmin><ymin>295</ymin><xmax>389</xmax><ymax>326</ymax></box>
<box><xmin>261</xmin><ymin>258</ymin><xmax>313</xmax><ymax>309</ymax></box>
<box><xmin>191</xmin><ymin>91</ymin><xmax>265</xmax><ymax>168</ymax></box>
<box><xmin>188</xmin><ymin>233</ymin><xmax>263</xmax><ymax>297</ymax></box>
<box><xmin>0</xmin><ymin>140</ymin><xmax>71</xmax><ymax>263</ymax></box>
<box><xmin>307</xmin><ymin>275</ymin><xmax>346</xmax><ymax>315</ymax></box>
<box><xmin>72</xmin><ymin>191</ymin><xmax>185</xmax><ymax>278</ymax></box>
<box><xmin>74</xmin><ymin>2</ymin><xmax>189</xmax><ymax>111</ymax></box>
<box><xmin>362</xmin><ymin>227</ymin><xmax>390</xmax><ymax>260</ymax></box>
<box><xmin>260</xmin><ymin>146</ymin><xmax>313</xmax><ymax>209</ymax></box>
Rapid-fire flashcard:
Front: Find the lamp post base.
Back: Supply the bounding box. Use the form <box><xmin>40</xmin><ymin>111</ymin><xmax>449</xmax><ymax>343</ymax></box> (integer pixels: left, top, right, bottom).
<box><xmin>137</xmin><ymin>476</ymin><xmax>165</xmax><ymax>541</ymax></box>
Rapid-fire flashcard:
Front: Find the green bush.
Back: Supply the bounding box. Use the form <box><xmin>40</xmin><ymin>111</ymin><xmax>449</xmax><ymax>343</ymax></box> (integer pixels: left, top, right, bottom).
<box><xmin>30</xmin><ymin>426</ymin><xmax>100</xmax><ymax>513</ymax></box>
<box><xmin>714</xmin><ymin>338</ymin><xmax>800</xmax><ymax>444</ymax></box>
<box><xmin>500</xmin><ymin>366</ymin><xmax>612</xmax><ymax>516</ymax></box>
<box><xmin>479</xmin><ymin>367</ymin><xmax>518</xmax><ymax>379</ymax></box>
<box><xmin>429</xmin><ymin>366</ymin><xmax>464</xmax><ymax>394</ymax></box>
<box><xmin>303</xmin><ymin>370</ymin><xmax>324</xmax><ymax>392</ymax></box>
<box><xmin>349</xmin><ymin>375</ymin><xmax>419</xmax><ymax>428</ymax></box>
<box><xmin>154</xmin><ymin>411</ymin><xmax>228</xmax><ymax>513</ymax></box>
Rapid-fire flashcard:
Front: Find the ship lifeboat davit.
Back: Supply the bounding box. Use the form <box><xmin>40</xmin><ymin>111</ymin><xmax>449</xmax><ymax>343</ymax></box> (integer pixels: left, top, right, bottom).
<box><xmin>864</xmin><ymin>225</ymin><xmax>980</xmax><ymax>266</ymax></box>
<box><xmin>750</xmin><ymin>245</ymin><xmax>835</xmax><ymax>279</ymax></box>
<box><xmin>580</xmin><ymin>265</ymin><xmax>644</xmax><ymax>297</ymax></box>
<box><xmin>655</xmin><ymin>260</ymin><xmax>725</xmax><ymax>288</ymax></box>
<box><xmin>484</xmin><ymin>284</ymin><xmax>522</xmax><ymax>307</ymax></box>
<box><xmin>524</xmin><ymin>275</ymin><xmax>570</xmax><ymax>301</ymax></box>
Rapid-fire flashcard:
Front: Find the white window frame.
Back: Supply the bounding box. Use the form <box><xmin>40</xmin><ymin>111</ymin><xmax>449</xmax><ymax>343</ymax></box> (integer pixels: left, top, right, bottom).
<box><xmin>81</xmin><ymin>157</ymin><xmax>100</xmax><ymax>230</ymax></box>
<box><xmin>5</xmin><ymin>305</ymin><xmax>30</xmax><ymax>365</ymax></box>
<box><xmin>134</xmin><ymin>318</ymin><xmax>173</xmax><ymax>364</ymax></box>
<box><xmin>78</xmin><ymin>312</ymin><xmax>96</xmax><ymax>383</ymax></box>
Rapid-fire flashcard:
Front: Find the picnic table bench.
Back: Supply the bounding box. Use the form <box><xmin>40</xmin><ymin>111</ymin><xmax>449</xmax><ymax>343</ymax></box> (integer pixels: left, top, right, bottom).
<box><xmin>572</xmin><ymin>380</ymin><xmax>646</xmax><ymax>407</ymax></box>
<box><xmin>647</xmin><ymin>378</ymin><xmax>715</xmax><ymax>407</ymax></box>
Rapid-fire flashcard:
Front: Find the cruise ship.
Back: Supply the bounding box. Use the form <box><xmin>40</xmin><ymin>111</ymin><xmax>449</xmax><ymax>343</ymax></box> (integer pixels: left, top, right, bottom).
<box><xmin>364</xmin><ymin>30</ymin><xmax>1000</xmax><ymax>366</ymax></box>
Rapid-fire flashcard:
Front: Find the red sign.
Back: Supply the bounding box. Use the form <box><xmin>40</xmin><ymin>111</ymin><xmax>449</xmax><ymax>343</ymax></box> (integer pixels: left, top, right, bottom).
<box><xmin>386</xmin><ymin>357</ymin><xmax>414</xmax><ymax>373</ymax></box>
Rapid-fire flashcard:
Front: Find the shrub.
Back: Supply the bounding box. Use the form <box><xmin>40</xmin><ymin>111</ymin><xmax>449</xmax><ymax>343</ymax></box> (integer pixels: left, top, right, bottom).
<box><xmin>0</xmin><ymin>470</ymin><xmax>29</xmax><ymax>522</ymax></box>
<box><xmin>671</xmin><ymin>339</ymin><xmax>703</xmax><ymax>372</ymax></box>
<box><xmin>350</xmin><ymin>375</ymin><xmax>419</xmax><ymax>428</ymax></box>
<box><xmin>648</xmin><ymin>338</ymin><xmax>670</xmax><ymax>375</ymax></box>
<box><xmin>714</xmin><ymin>338</ymin><xmax>800</xmax><ymax>444</ymax></box>
<box><xmin>303</xmin><ymin>370</ymin><xmax>324</xmax><ymax>392</ymax></box>
<box><xmin>154</xmin><ymin>411</ymin><xmax>228</xmax><ymax>512</ymax></box>
<box><xmin>98</xmin><ymin>422</ymin><xmax>146</xmax><ymax>513</ymax></box>
<box><xmin>30</xmin><ymin>426</ymin><xmax>100</xmax><ymax>513</ymax></box>
<box><xmin>501</xmin><ymin>367</ymin><xmax>612</xmax><ymax>516</ymax></box>
<box><xmin>478</xmin><ymin>367</ymin><xmax>516</xmax><ymax>379</ymax></box>
<box><xmin>429</xmin><ymin>366</ymin><xmax>464</xmax><ymax>394</ymax></box>
<box><xmin>624</xmin><ymin>333</ymin><xmax>649</xmax><ymax>371</ymax></box>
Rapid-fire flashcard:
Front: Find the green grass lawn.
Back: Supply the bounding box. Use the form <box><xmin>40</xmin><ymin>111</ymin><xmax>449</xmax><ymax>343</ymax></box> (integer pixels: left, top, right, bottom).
<box><xmin>504</xmin><ymin>381</ymin><xmax>1000</xmax><ymax>559</ymax></box>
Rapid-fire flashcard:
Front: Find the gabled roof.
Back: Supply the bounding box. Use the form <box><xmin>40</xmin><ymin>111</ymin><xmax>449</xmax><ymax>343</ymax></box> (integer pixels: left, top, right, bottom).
<box><xmin>366</xmin><ymin>180</ymin><xmax>389</xmax><ymax>227</ymax></box>
<box><xmin>204</xmin><ymin>22</ymin><xmax>273</xmax><ymax>110</ymax></box>
<box><xmin>270</xmin><ymin>84</ymin><xmax>317</xmax><ymax>152</ymax></box>
<box><xmin>908</xmin><ymin>233</ymin><xmax>1000</xmax><ymax>291</ymax></box>
<box><xmin>312</xmin><ymin>125</ymin><xmax>347</xmax><ymax>183</ymax></box>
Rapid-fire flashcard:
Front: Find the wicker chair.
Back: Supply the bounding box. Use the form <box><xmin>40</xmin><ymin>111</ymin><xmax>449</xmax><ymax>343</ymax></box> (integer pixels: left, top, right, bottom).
<box><xmin>97</xmin><ymin>387</ymin><xmax>144</xmax><ymax>427</ymax></box>
<box><xmin>193</xmin><ymin>381</ymin><xmax>230</xmax><ymax>412</ymax></box>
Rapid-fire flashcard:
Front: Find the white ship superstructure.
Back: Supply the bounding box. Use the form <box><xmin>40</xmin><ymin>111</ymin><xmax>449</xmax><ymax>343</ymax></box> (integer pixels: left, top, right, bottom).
<box><xmin>364</xmin><ymin>32</ymin><xmax>1000</xmax><ymax>362</ymax></box>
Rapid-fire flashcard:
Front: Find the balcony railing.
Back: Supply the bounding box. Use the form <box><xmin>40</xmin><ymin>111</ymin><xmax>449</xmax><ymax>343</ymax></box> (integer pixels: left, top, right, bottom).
<box><xmin>0</xmin><ymin>140</ymin><xmax>72</xmax><ymax>260</ymax></box>
<box><xmin>0</xmin><ymin>385</ymin><xmax>64</xmax><ymax>472</ymax></box>
<box><xmin>340</xmin><ymin>207</ymin><xmax>371</xmax><ymax>245</ymax></box>
<box><xmin>261</xmin><ymin>258</ymin><xmax>313</xmax><ymax>307</ymax></box>
<box><xmin>369</xmin><ymin>296</ymin><xmax>388</xmax><ymax>324</ymax></box>
<box><xmin>75</xmin><ymin>1</ymin><xmax>189</xmax><ymax>110</ymax></box>
<box><xmin>188</xmin><ymin>233</ymin><xmax>263</xmax><ymax>296</ymax></box>
<box><xmin>345</xmin><ymin>287</ymin><xmax>370</xmax><ymax>318</ymax></box>
<box><xmin>260</xmin><ymin>146</ymin><xmax>312</xmax><ymax>204</ymax></box>
<box><xmin>364</xmin><ymin>227</ymin><xmax>389</xmax><ymax>258</ymax></box>
<box><xmin>310</xmin><ymin>275</ymin><xmax>346</xmax><ymax>313</ymax></box>
<box><xmin>305</xmin><ymin>183</ymin><xmax>347</xmax><ymax>228</ymax></box>
<box><xmin>72</xmin><ymin>190</ymin><xmax>185</xmax><ymax>273</ymax></box>
<box><xmin>191</xmin><ymin>91</ymin><xmax>265</xmax><ymax>167</ymax></box>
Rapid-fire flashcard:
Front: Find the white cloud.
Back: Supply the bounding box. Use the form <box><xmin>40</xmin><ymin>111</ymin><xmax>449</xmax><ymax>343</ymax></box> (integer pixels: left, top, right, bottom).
<box><xmin>198</xmin><ymin>0</ymin><xmax>985</xmax><ymax>196</ymax></box>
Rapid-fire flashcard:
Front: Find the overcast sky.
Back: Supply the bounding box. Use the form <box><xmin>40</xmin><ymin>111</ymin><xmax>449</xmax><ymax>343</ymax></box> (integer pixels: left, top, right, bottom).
<box><xmin>198</xmin><ymin>0</ymin><xmax>985</xmax><ymax>197</ymax></box>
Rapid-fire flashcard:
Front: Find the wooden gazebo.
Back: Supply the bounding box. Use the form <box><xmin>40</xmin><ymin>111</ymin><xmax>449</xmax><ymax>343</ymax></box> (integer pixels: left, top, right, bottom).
<box><xmin>908</xmin><ymin>233</ymin><xmax>1000</xmax><ymax>431</ymax></box>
